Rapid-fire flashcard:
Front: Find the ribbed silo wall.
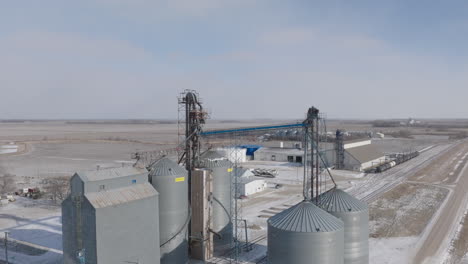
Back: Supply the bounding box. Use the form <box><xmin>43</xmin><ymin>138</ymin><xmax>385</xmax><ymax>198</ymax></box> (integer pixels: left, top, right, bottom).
<box><xmin>149</xmin><ymin>158</ymin><xmax>189</xmax><ymax>264</ymax></box>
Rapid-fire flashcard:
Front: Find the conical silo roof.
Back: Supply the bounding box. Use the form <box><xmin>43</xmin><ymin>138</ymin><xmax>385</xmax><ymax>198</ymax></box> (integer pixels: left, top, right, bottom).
<box><xmin>201</xmin><ymin>150</ymin><xmax>225</xmax><ymax>159</ymax></box>
<box><xmin>149</xmin><ymin>157</ymin><xmax>187</xmax><ymax>176</ymax></box>
<box><xmin>268</xmin><ymin>200</ymin><xmax>343</xmax><ymax>232</ymax></box>
<box><xmin>316</xmin><ymin>188</ymin><xmax>367</xmax><ymax>213</ymax></box>
<box><xmin>198</xmin><ymin>150</ymin><xmax>232</xmax><ymax>168</ymax></box>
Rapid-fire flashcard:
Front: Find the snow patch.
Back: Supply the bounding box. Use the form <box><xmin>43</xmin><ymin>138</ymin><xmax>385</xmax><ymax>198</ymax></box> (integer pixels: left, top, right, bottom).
<box><xmin>369</xmin><ymin>237</ymin><xmax>418</xmax><ymax>264</ymax></box>
<box><xmin>442</xmin><ymin>207</ymin><xmax>468</xmax><ymax>264</ymax></box>
<box><xmin>0</xmin><ymin>144</ymin><xmax>18</xmax><ymax>154</ymax></box>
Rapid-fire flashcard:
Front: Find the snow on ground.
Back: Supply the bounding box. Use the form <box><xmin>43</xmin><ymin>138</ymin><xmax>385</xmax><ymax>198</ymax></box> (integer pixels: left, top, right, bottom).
<box><xmin>441</xmin><ymin>205</ymin><xmax>468</xmax><ymax>264</ymax></box>
<box><xmin>331</xmin><ymin>169</ymin><xmax>365</xmax><ymax>179</ymax></box>
<box><xmin>241</xmin><ymin>161</ymin><xmax>304</xmax><ymax>185</ymax></box>
<box><xmin>0</xmin><ymin>197</ymin><xmax>62</xmax><ymax>264</ymax></box>
<box><xmin>7</xmin><ymin>216</ymin><xmax>62</xmax><ymax>251</ymax></box>
<box><xmin>369</xmin><ymin>183</ymin><xmax>448</xmax><ymax>237</ymax></box>
<box><xmin>0</xmin><ymin>144</ymin><xmax>18</xmax><ymax>154</ymax></box>
<box><xmin>1</xmin><ymin>157</ymin><xmax>452</xmax><ymax>264</ymax></box>
<box><xmin>0</xmin><ymin>249</ymin><xmax>61</xmax><ymax>264</ymax></box>
<box><xmin>369</xmin><ymin>237</ymin><xmax>418</xmax><ymax>264</ymax></box>
<box><xmin>462</xmin><ymin>253</ymin><xmax>468</xmax><ymax>264</ymax></box>
<box><xmin>0</xmin><ymin>219</ymin><xmax>63</xmax><ymax>264</ymax></box>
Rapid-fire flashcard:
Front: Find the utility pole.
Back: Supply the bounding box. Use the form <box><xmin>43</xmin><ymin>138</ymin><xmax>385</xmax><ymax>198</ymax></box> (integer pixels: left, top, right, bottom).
<box><xmin>4</xmin><ymin>232</ymin><xmax>9</xmax><ymax>264</ymax></box>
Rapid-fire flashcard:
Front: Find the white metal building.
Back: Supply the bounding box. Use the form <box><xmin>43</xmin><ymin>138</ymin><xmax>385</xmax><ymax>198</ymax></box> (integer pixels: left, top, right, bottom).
<box><xmin>237</xmin><ymin>177</ymin><xmax>267</xmax><ymax>196</ymax></box>
<box><xmin>323</xmin><ymin>139</ymin><xmax>386</xmax><ymax>172</ymax></box>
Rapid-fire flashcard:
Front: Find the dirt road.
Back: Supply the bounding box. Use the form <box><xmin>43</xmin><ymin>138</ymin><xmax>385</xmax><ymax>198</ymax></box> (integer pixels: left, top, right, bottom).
<box><xmin>413</xmin><ymin>141</ymin><xmax>468</xmax><ymax>263</ymax></box>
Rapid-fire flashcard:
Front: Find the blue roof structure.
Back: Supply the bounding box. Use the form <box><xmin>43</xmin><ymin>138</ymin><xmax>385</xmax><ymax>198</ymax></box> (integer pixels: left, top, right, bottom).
<box><xmin>238</xmin><ymin>144</ymin><xmax>262</xmax><ymax>156</ymax></box>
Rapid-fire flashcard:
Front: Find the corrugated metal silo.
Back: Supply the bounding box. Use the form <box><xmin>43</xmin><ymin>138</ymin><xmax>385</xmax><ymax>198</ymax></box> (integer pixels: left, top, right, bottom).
<box><xmin>268</xmin><ymin>200</ymin><xmax>345</xmax><ymax>264</ymax></box>
<box><xmin>316</xmin><ymin>188</ymin><xmax>369</xmax><ymax>264</ymax></box>
<box><xmin>198</xmin><ymin>150</ymin><xmax>233</xmax><ymax>249</ymax></box>
<box><xmin>149</xmin><ymin>157</ymin><xmax>189</xmax><ymax>264</ymax></box>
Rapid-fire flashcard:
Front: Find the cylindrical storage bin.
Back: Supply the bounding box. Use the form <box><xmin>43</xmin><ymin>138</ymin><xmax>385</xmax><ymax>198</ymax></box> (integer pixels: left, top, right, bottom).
<box><xmin>149</xmin><ymin>157</ymin><xmax>189</xmax><ymax>264</ymax></box>
<box><xmin>198</xmin><ymin>150</ymin><xmax>233</xmax><ymax>250</ymax></box>
<box><xmin>268</xmin><ymin>200</ymin><xmax>344</xmax><ymax>264</ymax></box>
<box><xmin>316</xmin><ymin>188</ymin><xmax>369</xmax><ymax>264</ymax></box>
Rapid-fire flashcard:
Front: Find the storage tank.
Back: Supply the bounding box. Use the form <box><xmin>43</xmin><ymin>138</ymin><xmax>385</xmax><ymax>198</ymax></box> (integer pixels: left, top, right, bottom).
<box><xmin>198</xmin><ymin>150</ymin><xmax>233</xmax><ymax>249</ymax></box>
<box><xmin>149</xmin><ymin>157</ymin><xmax>189</xmax><ymax>264</ymax></box>
<box><xmin>268</xmin><ymin>200</ymin><xmax>344</xmax><ymax>264</ymax></box>
<box><xmin>316</xmin><ymin>188</ymin><xmax>369</xmax><ymax>264</ymax></box>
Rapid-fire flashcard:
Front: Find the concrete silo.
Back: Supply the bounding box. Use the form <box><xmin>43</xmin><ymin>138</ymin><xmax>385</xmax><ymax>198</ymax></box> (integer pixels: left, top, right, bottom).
<box><xmin>267</xmin><ymin>200</ymin><xmax>344</xmax><ymax>264</ymax></box>
<box><xmin>198</xmin><ymin>150</ymin><xmax>233</xmax><ymax>249</ymax></box>
<box><xmin>149</xmin><ymin>157</ymin><xmax>189</xmax><ymax>264</ymax></box>
<box><xmin>316</xmin><ymin>188</ymin><xmax>369</xmax><ymax>264</ymax></box>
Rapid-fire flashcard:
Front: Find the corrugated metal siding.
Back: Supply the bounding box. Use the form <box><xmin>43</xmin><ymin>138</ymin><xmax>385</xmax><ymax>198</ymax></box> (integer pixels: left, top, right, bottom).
<box><xmin>346</xmin><ymin>144</ymin><xmax>384</xmax><ymax>164</ymax></box>
<box><xmin>198</xmin><ymin>150</ymin><xmax>232</xmax><ymax>168</ymax></box>
<box><xmin>316</xmin><ymin>188</ymin><xmax>368</xmax><ymax>212</ymax></box>
<box><xmin>254</xmin><ymin>147</ymin><xmax>303</xmax><ymax>156</ymax></box>
<box><xmin>94</xmin><ymin>189</ymin><xmax>160</xmax><ymax>264</ymax></box>
<box><xmin>149</xmin><ymin>157</ymin><xmax>187</xmax><ymax>176</ymax></box>
<box><xmin>85</xmin><ymin>183</ymin><xmax>157</xmax><ymax>208</ymax></box>
<box><xmin>198</xmin><ymin>150</ymin><xmax>233</xmax><ymax>249</ymax></box>
<box><xmin>61</xmin><ymin>197</ymin><xmax>77</xmax><ymax>264</ymax></box>
<box><xmin>316</xmin><ymin>189</ymin><xmax>369</xmax><ymax>264</ymax></box>
<box><xmin>268</xmin><ymin>200</ymin><xmax>343</xmax><ymax>232</ymax></box>
<box><xmin>149</xmin><ymin>156</ymin><xmax>189</xmax><ymax>264</ymax></box>
<box><xmin>268</xmin><ymin>200</ymin><xmax>345</xmax><ymax>264</ymax></box>
<box><xmin>78</xmin><ymin>167</ymin><xmax>147</xmax><ymax>182</ymax></box>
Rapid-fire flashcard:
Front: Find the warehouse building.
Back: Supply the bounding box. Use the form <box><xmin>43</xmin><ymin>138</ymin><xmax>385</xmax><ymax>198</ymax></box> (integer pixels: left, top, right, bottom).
<box><xmin>62</xmin><ymin>167</ymin><xmax>160</xmax><ymax>264</ymax></box>
<box><xmin>254</xmin><ymin>147</ymin><xmax>303</xmax><ymax>163</ymax></box>
<box><xmin>254</xmin><ymin>138</ymin><xmax>385</xmax><ymax>172</ymax></box>
<box><xmin>237</xmin><ymin>177</ymin><xmax>267</xmax><ymax>196</ymax></box>
<box><xmin>323</xmin><ymin>138</ymin><xmax>386</xmax><ymax>172</ymax></box>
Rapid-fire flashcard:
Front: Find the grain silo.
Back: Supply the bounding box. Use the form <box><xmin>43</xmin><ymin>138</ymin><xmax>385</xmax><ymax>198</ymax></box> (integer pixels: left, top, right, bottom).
<box><xmin>267</xmin><ymin>200</ymin><xmax>344</xmax><ymax>264</ymax></box>
<box><xmin>198</xmin><ymin>150</ymin><xmax>233</xmax><ymax>249</ymax></box>
<box><xmin>62</xmin><ymin>167</ymin><xmax>160</xmax><ymax>264</ymax></box>
<box><xmin>316</xmin><ymin>188</ymin><xmax>369</xmax><ymax>264</ymax></box>
<box><xmin>149</xmin><ymin>157</ymin><xmax>189</xmax><ymax>264</ymax></box>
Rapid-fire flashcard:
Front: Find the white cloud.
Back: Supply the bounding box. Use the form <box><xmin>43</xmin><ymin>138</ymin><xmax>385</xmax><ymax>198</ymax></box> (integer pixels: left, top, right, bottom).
<box><xmin>1</xmin><ymin>2</ymin><xmax>467</xmax><ymax>120</ymax></box>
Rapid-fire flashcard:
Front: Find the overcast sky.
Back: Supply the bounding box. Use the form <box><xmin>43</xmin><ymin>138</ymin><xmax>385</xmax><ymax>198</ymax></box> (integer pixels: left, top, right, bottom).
<box><xmin>1</xmin><ymin>1</ymin><xmax>467</xmax><ymax>120</ymax></box>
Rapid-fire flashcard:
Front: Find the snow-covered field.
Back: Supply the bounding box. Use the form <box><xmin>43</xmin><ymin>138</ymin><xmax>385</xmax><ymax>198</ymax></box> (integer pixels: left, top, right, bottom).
<box><xmin>442</xmin><ymin>205</ymin><xmax>468</xmax><ymax>263</ymax></box>
<box><xmin>0</xmin><ymin>140</ymin><xmax>460</xmax><ymax>264</ymax></box>
<box><xmin>369</xmin><ymin>237</ymin><xmax>418</xmax><ymax>264</ymax></box>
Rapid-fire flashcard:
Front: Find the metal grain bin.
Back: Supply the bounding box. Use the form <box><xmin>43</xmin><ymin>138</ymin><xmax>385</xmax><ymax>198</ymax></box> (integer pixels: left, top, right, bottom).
<box><xmin>316</xmin><ymin>188</ymin><xmax>369</xmax><ymax>264</ymax></box>
<box><xmin>268</xmin><ymin>200</ymin><xmax>344</xmax><ymax>264</ymax></box>
<box><xmin>198</xmin><ymin>150</ymin><xmax>233</xmax><ymax>249</ymax></box>
<box><xmin>149</xmin><ymin>157</ymin><xmax>189</xmax><ymax>264</ymax></box>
